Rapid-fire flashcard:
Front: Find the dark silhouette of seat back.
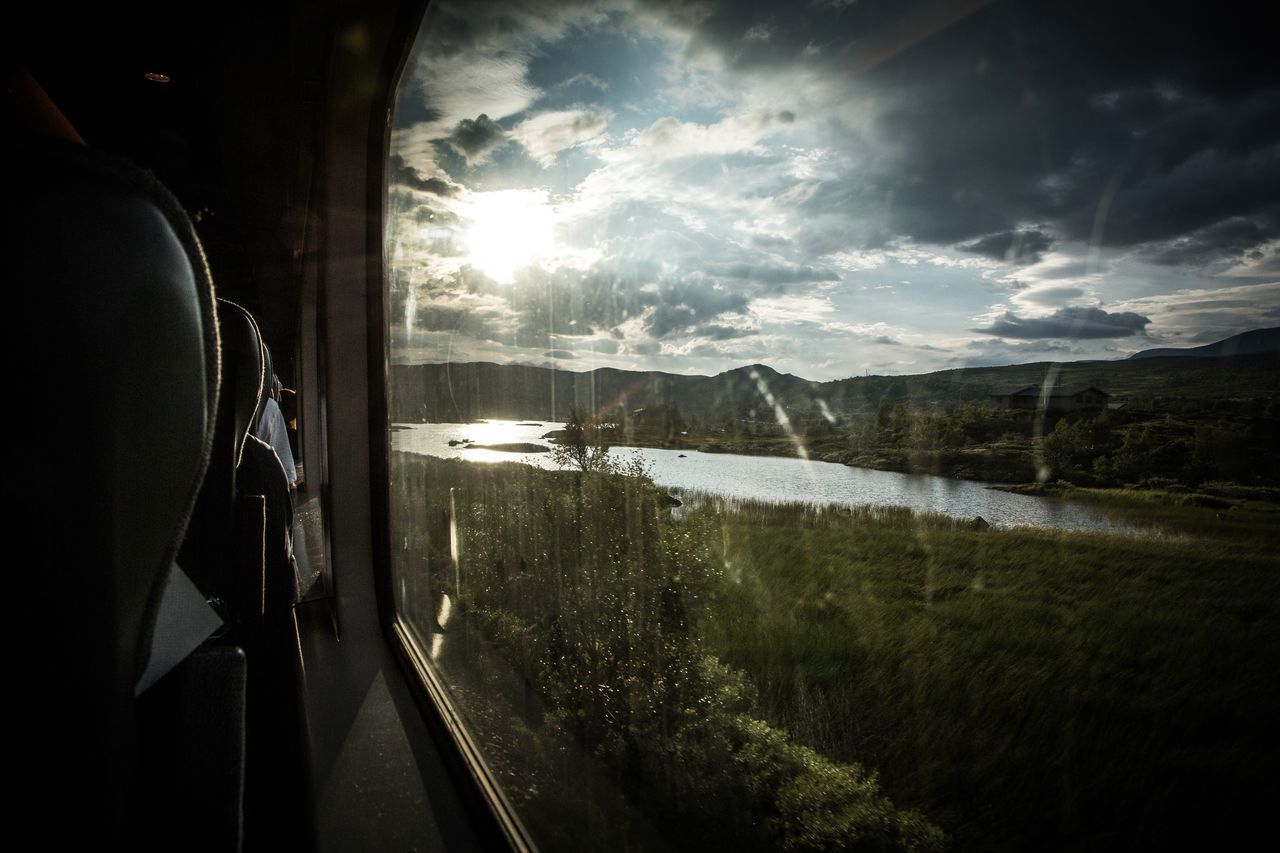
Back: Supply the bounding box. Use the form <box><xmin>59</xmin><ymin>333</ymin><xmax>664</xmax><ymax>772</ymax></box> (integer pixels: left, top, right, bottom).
<box><xmin>180</xmin><ymin>299</ymin><xmax>265</xmax><ymax>615</ymax></box>
<box><xmin>11</xmin><ymin>136</ymin><xmax>219</xmax><ymax>844</ymax></box>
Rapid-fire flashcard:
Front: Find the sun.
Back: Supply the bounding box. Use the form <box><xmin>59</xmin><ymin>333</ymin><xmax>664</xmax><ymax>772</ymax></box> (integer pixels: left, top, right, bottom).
<box><xmin>462</xmin><ymin>189</ymin><xmax>557</xmax><ymax>283</ymax></box>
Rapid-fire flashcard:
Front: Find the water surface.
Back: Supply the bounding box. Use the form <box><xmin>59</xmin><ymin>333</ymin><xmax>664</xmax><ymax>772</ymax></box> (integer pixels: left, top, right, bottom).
<box><xmin>392</xmin><ymin>420</ymin><xmax>1124</xmax><ymax>531</ymax></box>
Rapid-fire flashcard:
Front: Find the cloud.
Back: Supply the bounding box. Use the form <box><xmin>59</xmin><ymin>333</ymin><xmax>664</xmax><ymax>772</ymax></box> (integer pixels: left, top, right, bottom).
<box><xmin>1020</xmin><ymin>256</ymin><xmax>1103</xmax><ymax>281</ymax></box>
<box><xmin>1108</xmin><ymin>281</ymin><xmax>1280</xmax><ymax>343</ymax></box>
<box><xmin>974</xmin><ymin>306</ymin><xmax>1151</xmax><ymax>340</ymax></box>
<box><xmin>750</xmin><ymin>294</ymin><xmax>836</xmax><ymax>325</ymax></box>
<box><xmin>1014</xmin><ymin>285</ymin><xmax>1089</xmax><ymax>307</ymax></box>
<box><xmin>643</xmin><ymin>277</ymin><xmax>751</xmax><ymax>337</ymax></box>
<box><xmin>544</xmin><ymin>349</ymin><xmax>578</xmax><ymax>359</ymax></box>
<box><xmin>631</xmin><ymin>110</ymin><xmax>796</xmax><ymax>160</ymax></box>
<box><xmin>512</xmin><ymin>109</ymin><xmax>610</xmax><ymax>167</ymax></box>
<box><xmin>1224</xmin><ymin>241</ymin><xmax>1280</xmax><ymax>276</ymax></box>
<box><xmin>448</xmin><ymin>114</ymin><xmax>508</xmax><ymax>161</ymax></box>
<box><xmin>410</xmin><ymin>289</ymin><xmax>521</xmax><ymax>342</ymax></box>
<box><xmin>555</xmin><ymin>72</ymin><xmax>609</xmax><ymax>93</ymax></box>
<box><xmin>387</xmin><ymin>0</ymin><xmax>1280</xmax><ymax>379</ymax></box>
<box><xmin>705</xmin><ymin>259</ymin><xmax>838</xmax><ymax>286</ymax></box>
<box><xmin>694</xmin><ymin>323</ymin><xmax>755</xmax><ymax>340</ymax></box>
<box><xmin>1141</xmin><ymin>215</ymin><xmax>1279</xmax><ymax>267</ymax></box>
<box><xmin>957</xmin><ymin>230</ymin><xmax>1054</xmax><ymax>265</ymax></box>
<box><xmin>396</xmin><ymin>0</ymin><xmax>615</xmax><ymax>130</ymax></box>
<box><xmin>387</xmin><ymin>154</ymin><xmax>459</xmax><ymax>196</ymax></box>
<box><xmin>954</xmin><ymin>338</ymin><xmax>1081</xmax><ymax>367</ymax></box>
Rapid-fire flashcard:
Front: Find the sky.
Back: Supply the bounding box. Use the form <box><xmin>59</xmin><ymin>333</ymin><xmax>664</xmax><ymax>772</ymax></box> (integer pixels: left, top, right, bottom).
<box><xmin>386</xmin><ymin>0</ymin><xmax>1279</xmax><ymax>380</ymax></box>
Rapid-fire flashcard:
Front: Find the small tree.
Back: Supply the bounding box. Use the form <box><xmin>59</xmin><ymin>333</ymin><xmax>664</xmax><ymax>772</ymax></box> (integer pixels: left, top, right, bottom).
<box><xmin>552</xmin><ymin>406</ymin><xmax>612</xmax><ymax>473</ymax></box>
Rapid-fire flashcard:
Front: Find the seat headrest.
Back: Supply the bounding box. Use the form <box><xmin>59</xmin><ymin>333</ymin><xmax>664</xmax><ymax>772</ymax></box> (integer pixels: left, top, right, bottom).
<box><xmin>216</xmin><ymin>298</ymin><xmax>265</xmax><ymax>468</ymax></box>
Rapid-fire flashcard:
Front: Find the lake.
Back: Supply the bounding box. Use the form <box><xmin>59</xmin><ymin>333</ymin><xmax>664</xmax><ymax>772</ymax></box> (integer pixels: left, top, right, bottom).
<box><xmin>392</xmin><ymin>420</ymin><xmax>1127</xmax><ymax>531</ymax></box>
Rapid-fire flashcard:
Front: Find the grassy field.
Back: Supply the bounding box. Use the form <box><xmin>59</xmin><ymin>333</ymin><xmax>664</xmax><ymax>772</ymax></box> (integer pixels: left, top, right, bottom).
<box><xmin>391</xmin><ymin>451</ymin><xmax>1280</xmax><ymax>851</ymax></box>
<box><xmin>701</xmin><ymin>495</ymin><xmax>1280</xmax><ymax>850</ymax></box>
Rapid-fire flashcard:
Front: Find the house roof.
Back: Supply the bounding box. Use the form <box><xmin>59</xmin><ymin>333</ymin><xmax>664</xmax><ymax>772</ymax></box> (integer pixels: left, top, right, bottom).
<box><xmin>991</xmin><ymin>384</ymin><xmax>1110</xmax><ymax>398</ymax></box>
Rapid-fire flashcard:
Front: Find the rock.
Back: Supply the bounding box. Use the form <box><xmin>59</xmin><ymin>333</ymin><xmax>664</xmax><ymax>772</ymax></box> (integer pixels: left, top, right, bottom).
<box><xmin>970</xmin><ymin>516</ymin><xmax>990</xmax><ymax>531</ymax></box>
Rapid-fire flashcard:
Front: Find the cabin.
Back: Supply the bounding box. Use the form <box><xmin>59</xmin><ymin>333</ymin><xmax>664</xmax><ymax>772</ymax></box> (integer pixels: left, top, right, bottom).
<box><xmin>990</xmin><ymin>385</ymin><xmax>1110</xmax><ymax>412</ymax></box>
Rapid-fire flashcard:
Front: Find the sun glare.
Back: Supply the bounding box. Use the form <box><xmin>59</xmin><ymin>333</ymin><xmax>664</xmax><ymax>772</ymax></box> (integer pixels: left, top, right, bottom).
<box><xmin>462</xmin><ymin>189</ymin><xmax>557</xmax><ymax>283</ymax></box>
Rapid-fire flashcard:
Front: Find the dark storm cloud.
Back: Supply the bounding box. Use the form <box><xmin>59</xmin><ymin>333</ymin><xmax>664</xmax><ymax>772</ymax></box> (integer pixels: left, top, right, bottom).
<box><xmin>388</xmin><ymin>154</ymin><xmax>459</xmax><ymax>196</ymax></box>
<box><xmin>646</xmin><ymin>304</ymin><xmax>699</xmax><ymax>337</ymax></box>
<box><xmin>688</xmin><ymin>0</ymin><xmax>1280</xmax><ymax>260</ymax></box>
<box><xmin>957</xmin><ymin>229</ymin><xmax>1053</xmax><ymax>265</ymax></box>
<box><xmin>644</xmin><ymin>277</ymin><xmax>751</xmax><ymax>338</ymax></box>
<box><xmin>680</xmin><ymin>0</ymin><xmax>986</xmax><ymax>74</ymax></box>
<box><xmin>1248</xmin><ymin>246</ymin><xmax>1280</xmax><ymax>274</ymax></box>
<box><xmin>413</xmin><ymin>303</ymin><xmax>505</xmax><ymax>341</ymax></box>
<box><xmin>1141</xmin><ymin>215</ymin><xmax>1280</xmax><ymax>267</ymax></box>
<box><xmin>419</xmin><ymin>0</ymin><xmax>621</xmax><ymax>58</ymax></box>
<box><xmin>974</xmin><ymin>306</ymin><xmax>1151</xmax><ymax>340</ymax></box>
<box><xmin>448</xmin><ymin>114</ymin><xmax>507</xmax><ymax>159</ymax></box>
<box><xmin>418</xmin><ymin>0</ymin><xmax>1280</xmax><ymax>264</ymax></box>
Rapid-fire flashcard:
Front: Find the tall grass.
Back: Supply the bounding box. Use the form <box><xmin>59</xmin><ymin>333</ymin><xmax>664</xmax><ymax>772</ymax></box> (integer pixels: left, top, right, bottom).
<box><xmin>702</xmin><ymin>501</ymin><xmax>1280</xmax><ymax>850</ymax></box>
<box><xmin>1002</xmin><ymin>482</ymin><xmax>1280</xmax><ymax>542</ymax></box>
<box><xmin>390</xmin><ymin>451</ymin><xmax>1280</xmax><ymax>851</ymax></box>
<box><xmin>390</xmin><ymin>452</ymin><xmax>942</xmax><ymax>852</ymax></box>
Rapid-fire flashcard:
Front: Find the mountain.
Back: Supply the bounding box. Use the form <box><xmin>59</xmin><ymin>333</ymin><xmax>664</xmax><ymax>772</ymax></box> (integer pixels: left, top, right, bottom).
<box><xmin>389</xmin><ymin>361</ymin><xmax>814</xmax><ymax>423</ymax></box>
<box><xmin>1128</xmin><ymin>327</ymin><xmax>1280</xmax><ymax>360</ymax></box>
<box><xmin>389</xmin><ymin>350</ymin><xmax>1280</xmax><ymax>424</ymax></box>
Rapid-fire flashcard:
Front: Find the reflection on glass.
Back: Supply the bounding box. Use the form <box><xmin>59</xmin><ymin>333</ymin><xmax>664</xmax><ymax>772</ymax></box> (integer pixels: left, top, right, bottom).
<box><xmin>387</xmin><ymin>2</ymin><xmax>1280</xmax><ymax>850</ymax></box>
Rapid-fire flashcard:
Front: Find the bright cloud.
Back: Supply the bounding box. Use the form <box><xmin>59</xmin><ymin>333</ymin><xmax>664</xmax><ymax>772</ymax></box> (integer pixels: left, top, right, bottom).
<box><xmin>512</xmin><ymin>109</ymin><xmax>611</xmax><ymax>167</ymax></box>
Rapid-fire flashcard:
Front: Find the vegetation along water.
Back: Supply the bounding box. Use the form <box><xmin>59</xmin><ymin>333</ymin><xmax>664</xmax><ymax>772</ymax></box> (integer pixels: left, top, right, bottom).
<box><xmin>390</xmin><ymin>440</ymin><xmax>1280</xmax><ymax>851</ymax></box>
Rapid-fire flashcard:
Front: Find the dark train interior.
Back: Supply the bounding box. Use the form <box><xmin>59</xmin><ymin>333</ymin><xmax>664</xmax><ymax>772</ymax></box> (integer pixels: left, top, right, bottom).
<box><xmin>11</xmin><ymin>2</ymin><xmax>493</xmax><ymax>850</ymax></box>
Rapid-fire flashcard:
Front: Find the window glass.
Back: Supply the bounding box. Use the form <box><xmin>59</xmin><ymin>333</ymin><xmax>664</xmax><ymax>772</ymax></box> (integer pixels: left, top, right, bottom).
<box><xmin>385</xmin><ymin>2</ymin><xmax>1280</xmax><ymax>850</ymax></box>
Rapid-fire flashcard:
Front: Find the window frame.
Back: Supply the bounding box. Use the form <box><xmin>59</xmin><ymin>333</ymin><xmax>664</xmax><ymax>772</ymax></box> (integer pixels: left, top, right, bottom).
<box><xmin>287</xmin><ymin>1</ymin><xmax>530</xmax><ymax>849</ymax></box>
<box><xmin>368</xmin><ymin>6</ymin><xmax>539</xmax><ymax>846</ymax></box>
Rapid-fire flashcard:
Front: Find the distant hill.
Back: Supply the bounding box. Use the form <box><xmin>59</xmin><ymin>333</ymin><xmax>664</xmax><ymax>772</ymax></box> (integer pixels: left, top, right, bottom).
<box><xmin>390</xmin><ymin>350</ymin><xmax>1280</xmax><ymax>424</ymax></box>
<box><xmin>1128</xmin><ymin>327</ymin><xmax>1280</xmax><ymax>360</ymax></box>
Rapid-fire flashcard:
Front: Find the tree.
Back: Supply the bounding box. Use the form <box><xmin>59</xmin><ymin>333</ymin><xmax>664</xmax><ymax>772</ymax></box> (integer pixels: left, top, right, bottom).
<box><xmin>551</xmin><ymin>406</ymin><xmax>612</xmax><ymax>472</ymax></box>
<box><xmin>875</xmin><ymin>395</ymin><xmax>893</xmax><ymax>430</ymax></box>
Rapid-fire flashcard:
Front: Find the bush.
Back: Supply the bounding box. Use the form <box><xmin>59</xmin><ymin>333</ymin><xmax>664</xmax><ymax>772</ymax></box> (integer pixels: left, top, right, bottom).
<box><xmin>396</xmin><ymin>454</ymin><xmax>943</xmax><ymax>851</ymax></box>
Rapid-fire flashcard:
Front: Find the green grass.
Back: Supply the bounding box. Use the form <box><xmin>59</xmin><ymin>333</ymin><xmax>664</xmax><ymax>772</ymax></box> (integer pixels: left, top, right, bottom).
<box><xmin>1001</xmin><ymin>483</ymin><xmax>1280</xmax><ymax>541</ymax></box>
<box><xmin>701</xmin><ymin>497</ymin><xmax>1280</xmax><ymax>850</ymax></box>
<box><xmin>390</xmin><ymin>451</ymin><xmax>1280</xmax><ymax>851</ymax></box>
<box><xmin>391</xmin><ymin>453</ymin><xmax>943</xmax><ymax>852</ymax></box>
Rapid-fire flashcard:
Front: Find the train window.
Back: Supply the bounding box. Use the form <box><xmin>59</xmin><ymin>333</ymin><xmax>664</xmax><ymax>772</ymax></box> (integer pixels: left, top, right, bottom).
<box><xmin>383</xmin><ymin>1</ymin><xmax>1279</xmax><ymax>850</ymax></box>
